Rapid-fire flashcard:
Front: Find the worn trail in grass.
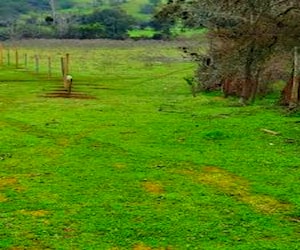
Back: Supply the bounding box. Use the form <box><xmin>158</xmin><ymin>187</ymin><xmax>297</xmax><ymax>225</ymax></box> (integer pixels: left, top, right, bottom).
<box><xmin>0</xmin><ymin>40</ymin><xmax>300</xmax><ymax>249</ymax></box>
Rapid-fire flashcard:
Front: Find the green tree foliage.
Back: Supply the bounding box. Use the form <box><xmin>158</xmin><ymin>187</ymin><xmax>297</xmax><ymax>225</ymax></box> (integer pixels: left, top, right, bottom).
<box><xmin>0</xmin><ymin>1</ymin><xmax>29</xmax><ymax>20</ymax></box>
<box><xmin>74</xmin><ymin>23</ymin><xmax>105</xmax><ymax>39</ymax></box>
<box><xmin>79</xmin><ymin>8</ymin><xmax>136</xmax><ymax>39</ymax></box>
<box><xmin>0</xmin><ymin>0</ymin><xmax>49</xmax><ymax>20</ymax></box>
<box><xmin>0</xmin><ymin>0</ymin><xmax>137</xmax><ymax>40</ymax></box>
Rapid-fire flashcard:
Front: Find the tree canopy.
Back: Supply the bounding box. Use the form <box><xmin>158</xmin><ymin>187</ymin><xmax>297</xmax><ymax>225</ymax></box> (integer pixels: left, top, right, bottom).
<box><xmin>0</xmin><ymin>1</ymin><xmax>139</xmax><ymax>40</ymax></box>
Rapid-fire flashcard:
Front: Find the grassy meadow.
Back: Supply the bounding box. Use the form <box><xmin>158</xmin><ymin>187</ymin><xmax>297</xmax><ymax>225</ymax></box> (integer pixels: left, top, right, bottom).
<box><xmin>0</xmin><ymin>39</ymin><xmax>300</xmax><ymax>249</ymax></box>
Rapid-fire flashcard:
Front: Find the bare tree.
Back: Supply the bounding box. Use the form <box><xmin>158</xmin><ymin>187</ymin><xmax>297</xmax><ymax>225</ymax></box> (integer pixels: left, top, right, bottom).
<box><xmin>49</xmin><ymin>0</ymin><xmax>56</xmax><ymax>24</ymax></box>
<box><xmin>156</xmin><ymin>0</ymin><xmax>300</xmax><ymax>105</ymax></box>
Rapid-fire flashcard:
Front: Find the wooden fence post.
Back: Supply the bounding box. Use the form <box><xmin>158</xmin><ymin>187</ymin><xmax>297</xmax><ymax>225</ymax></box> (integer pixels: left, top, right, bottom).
<box><xmin>7</xmin><ymin>49</ymin><xmax>10</xmax><ymax>66</ymax></box>
<box><xmin>65</xmin><ymin>53</ymin><xmax>70</xmax><ymax>75</ymax></box>
<box><xmin>15</xmin><ymin>49</ymin><xmax>19</xmax><ymax>68</ymax></box>
<box><xmin>61</xmin><ymin>56</ymin><xmax>66</xmax><ymax>89</ymax></box>
<box><xmin>35</xmin><ymin>55</ymin><xmax>39</xmax><ymax>74</ymax></box>
<box><xmin>61</xmin><ymin>54</ymin><xmax>72</xmax><ymax>94</ymax></box>
<box><xmin>48</xmin><ymin>56</ymin><xmax>52</xmax><ymax>78</ymax></box>
<box><xmin>61</xmin><ymin>56</ymin><xmax>65</xmax><ymax>78</ymax></box>
<box><xmin>24</xmin><ymin>53</ymin><xmax>28</xmax><ymax>70</ymax></box>
<box><xmin>0</xmin><ymin>44</ymin><xmax>3</xmax><ymax>66</ymax></box>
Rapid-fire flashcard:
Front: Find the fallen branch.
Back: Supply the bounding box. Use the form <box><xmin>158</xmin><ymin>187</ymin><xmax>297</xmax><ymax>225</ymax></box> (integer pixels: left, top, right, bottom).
<box><xmin>261</xmin><ymin>128</ymin><xmax>281</xmax><ymax>135</ymax></box>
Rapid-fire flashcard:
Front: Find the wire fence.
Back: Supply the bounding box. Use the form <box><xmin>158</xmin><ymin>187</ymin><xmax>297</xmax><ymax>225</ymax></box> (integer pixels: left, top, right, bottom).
<box><xmin>0</xmin><ymin>43</ymin><xmax>70</xmax><ymax>81</ymax></box>
<box><xmin>0</xmin><ymin>41</ymin><xmax>196</xmax><ymax>96</ymax></box>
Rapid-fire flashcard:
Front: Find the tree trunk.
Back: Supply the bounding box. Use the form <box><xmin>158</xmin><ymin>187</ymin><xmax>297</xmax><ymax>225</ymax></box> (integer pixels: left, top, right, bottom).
<box><xmin>289</xmin><ymin>46</ymin><xmax>299</xmax><ymax>108</ymax></box>
<box><xmin>280</xmin><ymin>65</ymin><xmax>295</xmax><ymax>106</ymax></box>
<box><xmin>249</xmin><ymin>68</ymin><xmax>261</xmax><ymax>103</ymax></box>
<box><xmin>240</xmin><ymin>43</ymin><xmax>255</xmax><ymax>105</ymax></box>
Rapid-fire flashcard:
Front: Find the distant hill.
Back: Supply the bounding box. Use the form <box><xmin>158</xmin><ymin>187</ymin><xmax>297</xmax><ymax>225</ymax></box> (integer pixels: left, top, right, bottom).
<box><xmin>0</xmin><ymin>0</ymin><xmax>159</xmax><ymax>21</ymax></box>
<box><xmin>0</xmin><ymin>0</ymin><xmax>167</xmax><ymax>40</ymax></box>
<box><xmin>0</xmin><ymin>0</ymin><xmax>48</xmax><ymax>20</ymax></box>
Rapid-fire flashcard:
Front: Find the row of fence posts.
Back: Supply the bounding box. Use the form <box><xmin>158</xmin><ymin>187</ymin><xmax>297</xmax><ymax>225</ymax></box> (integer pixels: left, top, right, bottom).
<box><xmin>0</xmin><ymin>44</ymin><xmax>70</xmax><ymax>89</ymax></box>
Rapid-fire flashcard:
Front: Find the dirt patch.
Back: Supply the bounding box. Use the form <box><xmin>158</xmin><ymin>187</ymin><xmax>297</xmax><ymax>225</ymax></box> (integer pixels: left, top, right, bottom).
<box><xmin>44</xmin><ymin>91</ymin><xmax>96</xmax><ymax>99</ymax></box>
<box><xmin>142</xmin><ymin>181</ymin><xmax>164</xmax><ymax>195</ymax></box>
<box><xmin>181</xmin><ymin>166</ymin><xmax>292</xmax><ymax>214</ymax></box>
<box><xmin>43</xmin><ymin>85</ymin><xmax>96</xmax><ymax>99</ymax></box>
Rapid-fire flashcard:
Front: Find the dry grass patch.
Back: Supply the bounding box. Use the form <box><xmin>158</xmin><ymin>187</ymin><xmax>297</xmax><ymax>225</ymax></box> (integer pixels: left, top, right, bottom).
<box><xmin>0</xmin><ymin>177</ymin><xmax>18</xmax><ymax>188</ymax></box>
<box><xmin>0</xmin><ymin>177</ymin><xmax>21</xmax><ymax>202</ymax></box>
<box><xmin>133</xmin><ymin>243</ymin><xmax>173</xmax><ymax>250</ymax></box>
<box><xmin>19</xmin><ymin>210</ymin><xmax>49</xmax><ymax>217</ymax></box>
<box><xmin>181</xmin><ymin>166</ymin><xmax>292</xmax><ymax>214</ymax></box>
<box><xmin>142</xmin><ymin>181</ymin><xmax>164</xmax><ymax>195</ymax></box>
<box><xmin>0</xmin><ymin>193</ymin><xmax>8</xmax><ymax>202</ymax></box>
<box><xmin>57</xmin><ymin>137</ymin><xmax>70</xmax><ymax>147</ymax></box>
<box><xmin>133</xmin><ymin>244</ymin><xmax>153</xmax><ymax>250</ymax></box>
<box><xmin>240</xmin><ymin>194</ymin><xmax>291</xmax><ymax>214</ymax></box>
<box><xmin>113</xmin><ymin>163</ymin><xmax>127</xmax><ymax>169</ymax></box>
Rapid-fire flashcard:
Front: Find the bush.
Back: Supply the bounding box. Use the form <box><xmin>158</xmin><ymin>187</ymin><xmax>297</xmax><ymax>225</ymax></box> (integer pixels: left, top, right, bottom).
<box><xmin>0</xmin><ymin>28</ymin><xmax>10</xmax><ymax>40</ymax></box>
<box><xmin>81</xmin><ymin>8</ymin><xmax>136</xmax><ymax>39</ymax></box>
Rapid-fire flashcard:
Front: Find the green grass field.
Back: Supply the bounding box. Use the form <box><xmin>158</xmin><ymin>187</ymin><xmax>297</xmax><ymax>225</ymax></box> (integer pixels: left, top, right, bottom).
<box><xmin>61</xmin><ymin>0</ymin><xmax>153</xmax><ymax>20</ymax></box>
<box><xmin>0</xmin><ymin>39</ymin><xmax>300</xmax><ymax>249</ymax></box>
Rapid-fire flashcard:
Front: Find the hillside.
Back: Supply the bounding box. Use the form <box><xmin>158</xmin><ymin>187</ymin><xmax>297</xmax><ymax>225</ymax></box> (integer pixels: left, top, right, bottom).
<box><xmin>0</xmin><ymin>0</ymin><xmax>165</xmax><ymax>40</ymax></box>
<box><xmin>0</xmin><ymin>0</ymin><xmax>158</xmax><ymax>21</ymax></box>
